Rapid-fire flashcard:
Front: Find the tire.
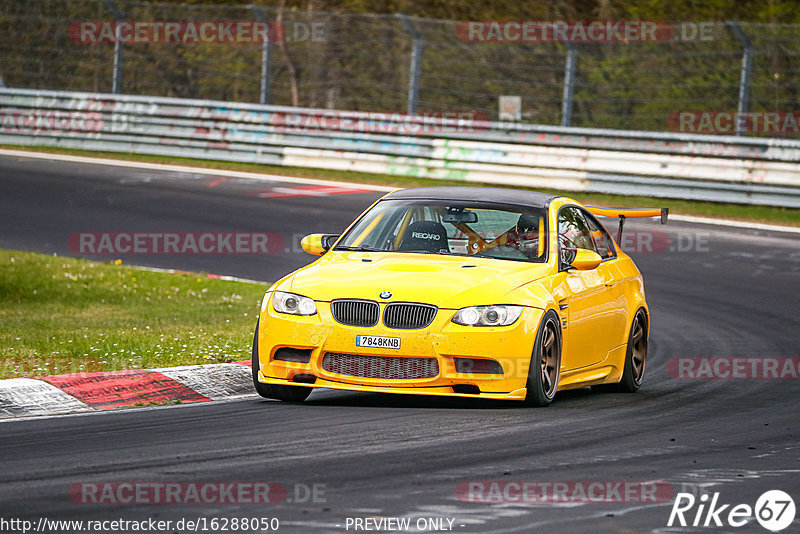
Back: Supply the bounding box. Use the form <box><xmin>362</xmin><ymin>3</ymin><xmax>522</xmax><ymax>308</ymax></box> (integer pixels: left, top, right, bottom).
<box><xmin>595</xmin><ymin>308</ymin><xmax>648</xmax><ymax>393</ymax></box>
<box><xmin>252</xmin><ymin>319</ymin><xmax>312</xmax><ymax>402</ymax></box>
<box><xmin>524</xmin><ymin>310</ymin><xmax>561</xmax><ymax>407</ymax></box>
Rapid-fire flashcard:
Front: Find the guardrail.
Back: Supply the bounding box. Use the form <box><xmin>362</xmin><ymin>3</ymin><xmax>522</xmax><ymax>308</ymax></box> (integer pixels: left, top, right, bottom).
<box><xmin>1</xmin><ymin>88</ymin><xmax>799</xmax><ymax>207</ymax></box>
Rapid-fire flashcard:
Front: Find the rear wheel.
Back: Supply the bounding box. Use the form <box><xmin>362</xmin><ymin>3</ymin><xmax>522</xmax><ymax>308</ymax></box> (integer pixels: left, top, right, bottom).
<box><xmin>252</xmin><ymin>319</ymin><xmax>312</xmax><ymax>402</ymax></box>
<box><xmin>524</xmin><ymin>310</ymin><xmax>561</xmax><ymax>407</ymax></box>
<box><xmin>595</xmin><ymin>308</ymin><xmax>648</xmax><ymax>393</ymax></box>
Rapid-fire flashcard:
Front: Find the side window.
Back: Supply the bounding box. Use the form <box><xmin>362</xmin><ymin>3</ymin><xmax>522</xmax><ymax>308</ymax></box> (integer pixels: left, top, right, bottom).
<box><xmin>558</xmin><ymin>207</ymin><xmax>596</xmax><ymax>253</ymax></box>
<box><xmin>582</xmin><ymin>211</ymin><xmax>617</xmax><ymax>259</ymax></box>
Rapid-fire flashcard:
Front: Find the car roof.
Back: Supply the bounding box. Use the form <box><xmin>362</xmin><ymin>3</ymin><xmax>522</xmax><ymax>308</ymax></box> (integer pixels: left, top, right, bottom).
<box><xmin>383</xmin><ymin>186</ymin><xmax>558</xmax><ymax>208</ymax></box>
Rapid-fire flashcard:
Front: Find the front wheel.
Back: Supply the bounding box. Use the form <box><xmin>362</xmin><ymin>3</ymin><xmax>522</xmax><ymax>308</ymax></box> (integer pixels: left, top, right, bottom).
<box><xmin>252</xmin><ymin>319</ymin><xmax>312</xmax><ymax>402</ymax></box>
<box><xmin>524</xmin><ymin>310</ymin><xmax>561</xmax><ymax>407</ymax></box>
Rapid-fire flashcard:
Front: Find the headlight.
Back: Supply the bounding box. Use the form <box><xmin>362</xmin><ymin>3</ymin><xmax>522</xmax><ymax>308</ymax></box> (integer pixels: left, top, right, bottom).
<box><xmin>452</xmin><ymin>305</ymin><xmax>523</xmax><ymax>327</ymax></box>
<box><xmin>272</xmin><ymin>291</ymin><xmax>317</xmax><ymax>316</ymax></box>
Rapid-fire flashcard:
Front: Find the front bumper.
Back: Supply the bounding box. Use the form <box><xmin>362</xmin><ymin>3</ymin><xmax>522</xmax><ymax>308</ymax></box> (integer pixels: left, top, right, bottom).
<box><xmin>256</xmin><ymin>297</ymin><xmax>542</xmax><ymax>401</ymax></box>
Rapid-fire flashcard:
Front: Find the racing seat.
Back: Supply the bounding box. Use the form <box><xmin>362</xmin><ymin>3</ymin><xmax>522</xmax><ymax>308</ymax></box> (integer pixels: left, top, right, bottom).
<box><xmin>397</xmin><ymin>221</ymin><xmax>449</xmax><ymax>253</ymax></box>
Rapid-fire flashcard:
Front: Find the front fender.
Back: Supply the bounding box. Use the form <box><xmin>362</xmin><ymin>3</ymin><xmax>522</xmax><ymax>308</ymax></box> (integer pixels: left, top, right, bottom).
<box><xmin>505</xmin><ymin>280</ymin><xmax>559</xmax><ymax>311</ymax></box>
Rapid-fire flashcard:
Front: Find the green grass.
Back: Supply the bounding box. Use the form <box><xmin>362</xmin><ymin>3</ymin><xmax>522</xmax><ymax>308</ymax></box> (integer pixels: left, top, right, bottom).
<box><xmin>0</xmin><ymin>249</ymin><xmax>267</xmax><ymax>379</ymax></box>
<box><xmin>3</xmin><ymin>144</ymin><xmax>799</xmax><ymax>227</ymax></box>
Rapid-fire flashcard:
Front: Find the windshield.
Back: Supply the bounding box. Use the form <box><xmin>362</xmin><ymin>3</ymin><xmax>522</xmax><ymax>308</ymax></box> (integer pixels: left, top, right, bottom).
<box><xmin>336</xmin><ymin>199</ymin><xmax>548</xmax><ymax>263</ymax></box>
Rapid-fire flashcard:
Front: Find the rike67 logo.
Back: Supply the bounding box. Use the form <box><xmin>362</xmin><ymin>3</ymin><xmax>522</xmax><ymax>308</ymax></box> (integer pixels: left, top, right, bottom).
<box><xmin>668</xmin><ymin>490</ymin><xmax>796</xmax><ymax>531</ymax></box>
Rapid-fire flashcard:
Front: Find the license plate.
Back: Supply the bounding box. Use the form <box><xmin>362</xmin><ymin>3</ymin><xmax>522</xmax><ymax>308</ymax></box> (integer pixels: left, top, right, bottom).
<box><xmin>356</xmin><ymin>335</ymin><xmax>400</xmax><ymax>349</ymax></box>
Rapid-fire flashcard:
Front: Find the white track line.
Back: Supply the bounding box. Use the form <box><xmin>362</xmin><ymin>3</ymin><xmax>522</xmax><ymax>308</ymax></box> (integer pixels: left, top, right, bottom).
<box><xmin>0</xmin><ymin>148</ymin><xmax>395</xmax><ymax>192</ymax></box>
<box><xmin>2</xmin><ymin>148</ymin><xmax>798</xmax><ymax>233</ymax></box>
<box><xmin>670</xmin><ymin>214</ymin><xmax>800</xmax><ymax>234</ymax></box>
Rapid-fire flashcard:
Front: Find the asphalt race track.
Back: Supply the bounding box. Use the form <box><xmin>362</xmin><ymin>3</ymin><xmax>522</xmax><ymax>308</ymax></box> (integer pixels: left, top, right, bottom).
<box><xmin>1</xmin><ymin>153</ymin><xmax>799</xmax><ymax>533</ymax></box>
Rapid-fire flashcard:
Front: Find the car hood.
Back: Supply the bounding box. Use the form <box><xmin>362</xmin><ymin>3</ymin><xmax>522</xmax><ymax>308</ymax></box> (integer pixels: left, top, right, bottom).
<box><xmin>284</xmin><ymin>251</ymin><xmax>552</xmax><ymax>308</ymax></box>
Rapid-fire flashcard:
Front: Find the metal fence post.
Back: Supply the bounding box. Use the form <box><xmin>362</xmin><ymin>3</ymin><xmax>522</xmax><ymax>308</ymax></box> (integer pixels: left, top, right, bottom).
<box><xmin>561</xmin><ymin>43</ymin><xmax>577</xmax><ymax>127</ymax></box>
<box><xmin>727</xmin><ymin>22</ymin><xmax>753</xmax><ymax>136</ymax></box>
<box><xmin>396</xmin><ymin>14</ymin><xmax>422</xmax><ymax>114</ymax></box>
<box><xmin>250</xmin><ymin>5</ymin><xmax>272</xmax><ymax>105</ymax></box>
<box><xmin>102</xmin><ymin>0</ymin><xmax>124</xmax><ymax>94</ymax></box>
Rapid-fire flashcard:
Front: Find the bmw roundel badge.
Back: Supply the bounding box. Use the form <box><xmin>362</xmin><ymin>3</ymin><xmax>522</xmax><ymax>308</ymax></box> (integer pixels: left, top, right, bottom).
<box><xmin>379</xmin><ymin>291</ymin><xmax>392</xmax><ymax>299</ymax></box>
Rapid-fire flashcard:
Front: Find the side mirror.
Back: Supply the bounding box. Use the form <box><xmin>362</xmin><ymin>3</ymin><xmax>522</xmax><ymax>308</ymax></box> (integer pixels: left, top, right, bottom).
<box><xmin>570</xmin><ymin>249</ymin><xmax>603</xmax><ymax>271</ymax></box>
<box><xmin>300</xmin><ymin>234</ymin><xmax>338</xmax><ymax>256</ymax></box>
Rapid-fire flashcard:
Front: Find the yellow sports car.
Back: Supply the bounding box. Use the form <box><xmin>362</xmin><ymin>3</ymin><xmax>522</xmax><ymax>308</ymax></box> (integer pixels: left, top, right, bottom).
<box><xmin>252</xmin><ymin>186</ymin><xmax>667</xmax><ymax>406</ymax></box>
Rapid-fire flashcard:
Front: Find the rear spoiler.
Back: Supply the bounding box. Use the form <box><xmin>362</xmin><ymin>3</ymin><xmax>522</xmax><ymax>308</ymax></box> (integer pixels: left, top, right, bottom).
<box><xmin>586</xmin><ymin>206</ymin><xmax>669</xmax><ymax>243</ymax></box>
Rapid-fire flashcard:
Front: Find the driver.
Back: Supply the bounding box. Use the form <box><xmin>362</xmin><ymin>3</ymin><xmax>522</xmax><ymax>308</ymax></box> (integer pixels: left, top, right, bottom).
<box><xmin>511</xmin><ymin>213</ymin><xmax>540</xmax><ymax>258</ymax></box>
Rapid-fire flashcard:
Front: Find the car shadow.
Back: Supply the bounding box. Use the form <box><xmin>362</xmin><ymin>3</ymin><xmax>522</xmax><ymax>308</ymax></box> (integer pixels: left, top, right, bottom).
<box><xmin>297</xmin><ymin>387</ymin><xmax>597</xmax><ymax>410</ymax></box>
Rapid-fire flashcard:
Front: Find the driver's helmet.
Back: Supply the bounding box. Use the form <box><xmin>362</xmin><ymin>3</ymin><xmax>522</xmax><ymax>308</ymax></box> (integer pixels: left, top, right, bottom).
<box><xmin>515</xmin><ymin>213</ymin><xmax>539</xmax><ymax>256</ymax></box>
<box><xmin>515</xmin><ymin>213</ymin><xmax>539</xmax><ymax>239</ymax></box>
